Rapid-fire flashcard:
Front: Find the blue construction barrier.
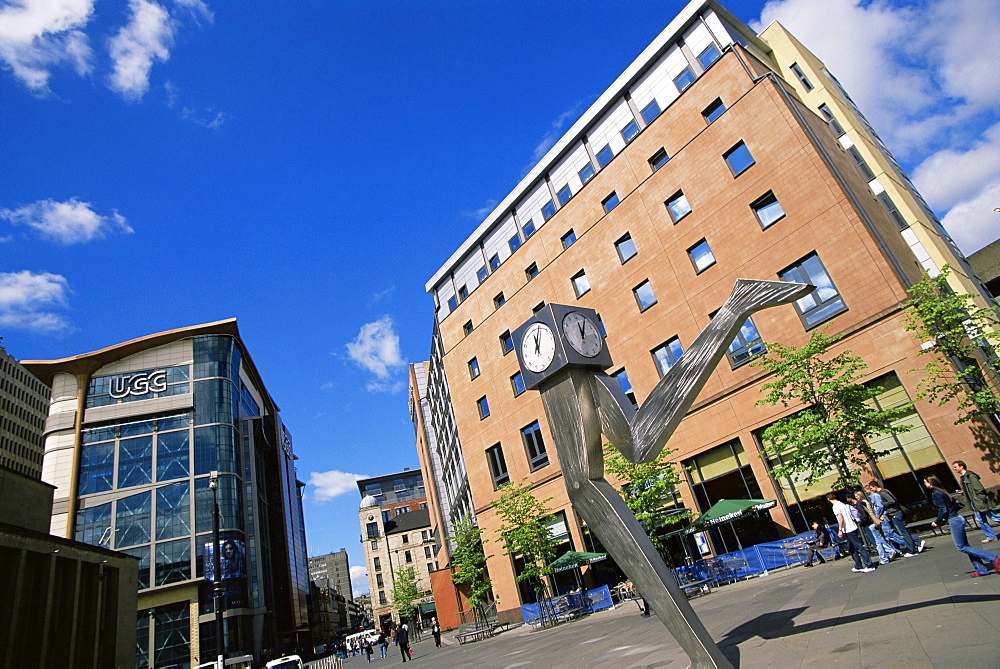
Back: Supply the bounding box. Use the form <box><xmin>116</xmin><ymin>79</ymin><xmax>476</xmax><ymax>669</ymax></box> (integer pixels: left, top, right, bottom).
<box><xmin>674</xmin><ymin>528</ymin><xmax>827</xmax><ymax>585</ymax></box>
<box><xmin>520</xmin><ymin>585</ymin><xmax>614</xmax><ymax>624</ymax></box>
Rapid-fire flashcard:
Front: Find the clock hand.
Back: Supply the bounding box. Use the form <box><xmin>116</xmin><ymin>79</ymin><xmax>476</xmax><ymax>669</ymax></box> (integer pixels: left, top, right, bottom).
<box><xmin>534</xmin><ymin>332</ymin><xmax>540</xmax><ymax>354</ymax></box>
<box><xmin>578</xmin><ymin>322</ymin><xmax>586</xmax><ymax>339</ymax></box>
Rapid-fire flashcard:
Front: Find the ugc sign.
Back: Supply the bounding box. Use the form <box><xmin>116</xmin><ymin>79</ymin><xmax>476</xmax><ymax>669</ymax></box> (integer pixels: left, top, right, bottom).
<box><xmin>109</xmin><ymin>370</ymin><xmax>168</xmax><ymax>399</ymax></box>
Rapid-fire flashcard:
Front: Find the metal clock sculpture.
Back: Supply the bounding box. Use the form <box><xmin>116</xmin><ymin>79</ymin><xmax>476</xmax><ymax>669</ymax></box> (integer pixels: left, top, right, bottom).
<box><xmin>512</xmin><ymin>279</ymin><xmax>814</xmax><ymax>669</ymax></box>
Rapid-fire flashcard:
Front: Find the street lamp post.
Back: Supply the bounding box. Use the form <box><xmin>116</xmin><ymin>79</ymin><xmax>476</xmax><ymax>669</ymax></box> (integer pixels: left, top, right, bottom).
<box><xmin>209</xmin><ymin>471</ymin><xmax>225</xmax><ymax>669</ymax></box>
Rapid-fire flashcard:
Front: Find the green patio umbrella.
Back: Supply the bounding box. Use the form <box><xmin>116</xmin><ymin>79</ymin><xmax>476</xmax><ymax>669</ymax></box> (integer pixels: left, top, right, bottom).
<box><xmin>549</xmin><ymin>551</ymin><xmax>608</xmax><ymax>573</ymax></box>
<box><xmin>682</xmin><ymin>499</ymin><xmax>777</xmax><ymax>550</ymax></box>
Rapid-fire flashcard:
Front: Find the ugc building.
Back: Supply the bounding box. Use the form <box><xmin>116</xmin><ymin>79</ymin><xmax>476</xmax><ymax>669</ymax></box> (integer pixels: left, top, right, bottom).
<box><xmin>23</xmin><ymin>319</ymin><xmax>311</xmax><ymax>667</ymax></box>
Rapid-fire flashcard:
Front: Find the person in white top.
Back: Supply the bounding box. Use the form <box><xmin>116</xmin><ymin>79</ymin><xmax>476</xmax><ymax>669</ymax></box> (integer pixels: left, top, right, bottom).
<box><xmin>828</xmin><ymin>492</ymin><xmax>874</xmax><ymax>572</ymax></box>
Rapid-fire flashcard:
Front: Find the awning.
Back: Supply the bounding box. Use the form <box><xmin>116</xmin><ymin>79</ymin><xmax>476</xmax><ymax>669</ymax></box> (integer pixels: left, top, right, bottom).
<box><xmin>683</xmin><ymin>499</ymin><xmax>777</xmax><ymax>535</ymax></box>
<box><xmin>548</xmin><ymin>551</ymin><xmax>608</xmax><ymax>573</ymax></box>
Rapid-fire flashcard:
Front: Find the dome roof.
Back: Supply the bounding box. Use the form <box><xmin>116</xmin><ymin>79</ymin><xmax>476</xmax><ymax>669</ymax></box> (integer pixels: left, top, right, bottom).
<box><xmin>360</xmin><ymin>494</ymin><xmax>379</xmax><ymax>509</ymax></box>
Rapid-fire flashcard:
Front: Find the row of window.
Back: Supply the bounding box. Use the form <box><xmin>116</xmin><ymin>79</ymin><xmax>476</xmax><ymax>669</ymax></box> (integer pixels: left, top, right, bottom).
<box><xmin>485</xmin><ymin>420</ymin><xmax>548</xmax><ymax>489</ymax></box>
<box><xmin>441</xmin><ymin>44</ymin><xmax>728</xmax><ymax>316</ymax></box>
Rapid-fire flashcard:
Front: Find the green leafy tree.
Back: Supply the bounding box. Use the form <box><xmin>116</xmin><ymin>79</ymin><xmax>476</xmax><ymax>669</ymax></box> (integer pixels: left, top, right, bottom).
<box><xmin>390</xmin><ymin>566</ymin><xmax>420</xmax><ymax>625</ymax></box>
<box><xmin>603</xmin><ymin>444</ymin><xmax>689</xmax><ymax>555</ymax></box>
<box><xmin>751</xmin><ymin>329</ymin><xmax>912</xmax><ymax>490</ymax></box>
<box><xmin>903</xmin><ymin>266</ymin><xmax>1000</xmax><ymax>426</ymax></box>
<box><xmin>493</xmin><ymin>478</ymin><xmax>557</xmax><ymax>599</ymax></box>
<box><xmin>448</xmin><ymin>514</ymin><xmax>492</xmax><ymax>620</ymax></box>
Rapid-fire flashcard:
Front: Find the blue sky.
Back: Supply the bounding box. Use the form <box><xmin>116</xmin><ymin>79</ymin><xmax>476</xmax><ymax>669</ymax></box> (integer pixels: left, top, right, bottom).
<box><xmin>2</xmin><ymin>0</ymin><xmax>998</xmax><ymax>596</ymax></box>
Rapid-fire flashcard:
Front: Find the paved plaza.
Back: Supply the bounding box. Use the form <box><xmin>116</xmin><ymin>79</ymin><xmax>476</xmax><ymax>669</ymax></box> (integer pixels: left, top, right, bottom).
<box><xmin>342</xmin><ymin>532</ymin><xmax>1000</xmax><ymax>668</ymax></box>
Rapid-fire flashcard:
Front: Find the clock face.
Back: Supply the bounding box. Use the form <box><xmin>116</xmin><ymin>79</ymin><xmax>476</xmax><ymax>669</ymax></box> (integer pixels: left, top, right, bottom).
<box><xmin>521</xmin><ymin>322</ymin><xmax>556</xmax><ymax>373</ymax></box>
<box><xmin>562</xmin><ymin>311</ymin><xmax>603</xmax><ymax>357</ymax></box>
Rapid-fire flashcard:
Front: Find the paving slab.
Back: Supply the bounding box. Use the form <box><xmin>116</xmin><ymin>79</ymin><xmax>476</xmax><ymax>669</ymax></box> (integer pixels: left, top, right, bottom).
<box><xmin>336</xmin><ymin>533</ymin><xmax>1000</xmax><ymax>668</ymax></box>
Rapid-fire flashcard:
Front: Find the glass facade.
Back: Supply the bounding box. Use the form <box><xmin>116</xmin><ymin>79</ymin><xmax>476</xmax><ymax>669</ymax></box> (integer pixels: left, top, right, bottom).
<box><xmin>69</xmin><ymin>333</ymin><xmax>310</xmax><ymax>667</ymax></box>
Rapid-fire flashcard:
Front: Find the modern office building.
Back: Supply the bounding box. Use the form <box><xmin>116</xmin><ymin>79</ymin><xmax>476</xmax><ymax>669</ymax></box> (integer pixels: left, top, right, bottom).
<box><xmin>422</xmin><ymin>0</ymin><xmax>997</xmax><ymax>622</ymax></box>
<box><xmin>22</xmin><ymin>319</ymin><xmax>312</xmax><ymax>667</ymax></box>
<box><xmin>0</xmin><ymin>347</ymin><xmax>51</xmax><ymax>478</ymax></box>
<box><xmin>308</xmin><ymin>548</ymin><xmax>354</xmax><ymax>601</ymax></box>
<box><xmin>356</xmin><ymin>470</ymin><xmax>435</xmax><ymax>629</ymax></box>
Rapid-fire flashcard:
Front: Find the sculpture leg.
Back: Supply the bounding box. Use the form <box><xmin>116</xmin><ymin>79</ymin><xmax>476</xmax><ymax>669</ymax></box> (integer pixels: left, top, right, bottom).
<box><xmin>539</xmin><ymin>370</ymin><xmax>733</xmax><ymax>669</ymax></box>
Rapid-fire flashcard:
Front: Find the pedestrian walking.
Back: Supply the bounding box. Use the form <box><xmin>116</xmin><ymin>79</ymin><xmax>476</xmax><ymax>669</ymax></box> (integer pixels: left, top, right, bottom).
<box><xmin>804</xmin><ymin>520</ymin><xmax>830</xmax><ymax>567</ymax></box>
<box><xmin>377</xmin><ymin>631</ymin><xmax>388</xmax><ymax>658</ymax></box>
<box><xmin>396</xmin><ymin>623</ymin><xmax>410</xmax><ymax>662</ymax></box>
<box><xmin>926</xmin><ymin>475</ymin><xmax>1000</xmax><ymax>577</ymax></box>
<box><xmin>854</xmin><ymin>490</ymin><xmax>898</xmax><ymax>564</ymax></box>
<box><xmin>431</xmin><ymin>617</ymin><xmax>441</xmax><ymax>647</ymax></box>
<box><xmin>828</xmin><ymin>492</ymin><xmax>874</xmax><ymax>572</ymax></box>
<box><xmin>952</xmin><ymin>460</ymin><xmax>1000</xmax><ymax>543</ymax></box>
<box><xmin>364</xmin><ymin>640</ymin><xmax>373</xmax><ymax>663</ymax></box>
<box><xmin>867</xmin><ymin>481</ymin><xmax>924</xmax><ymax>555</ymax></box>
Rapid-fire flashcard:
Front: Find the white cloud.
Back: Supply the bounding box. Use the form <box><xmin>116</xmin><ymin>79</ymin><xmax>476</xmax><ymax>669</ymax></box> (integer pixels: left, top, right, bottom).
<box><xmin>754</xmin><ymin>0</ymin><xmax>1000</xmax><ymax>254</ymax></box>
<box><xmin>307</xmin><ymin>469</ymin><xmax>368</xmax><ymax>503</ymax></box>
<box><xmin>346</xmin><ymin>315</ymin><xmax>406</xmax><ymax>380</ymax></box>
<box><xmin>0</xmin><ymin>0</ymin><xmax>95</xmax><ymax>94</ymax></box>
<box><xmin>523</xmin><ymin>104</ymin><xmax>582</xmax><ymax>175</ymax></box>
<box><xmin>1</xmin><ymin>197</ymin><xmax>132</xmax><ymax>244</ymax></box>
<box><xmin>107</xmin><ymin>0</ymin><xmax>175</xmax><ymax>102</ymax></box>
<box><xmin>938</xmin><ymin>180</ymin><xmax>1000</xmax><ymax>255</ymax></box>
<box><xmin>172</xmin><ymin>0</ymin><xmax>213</xmax><ymax>24</ymax></box>
<box><xmin>350</xmin><ymin>565</ymin><xmax>369</xmax><ymax>595</ymax></box>
<box><xmin>0</xmin><ymin>270</ymin><xmax>71</xmax><ymax>333</ymax></box>
<box><xmin>365</xmin><ymin>380</ymin><xmax>405</xmax><ymax>394</ymax></box>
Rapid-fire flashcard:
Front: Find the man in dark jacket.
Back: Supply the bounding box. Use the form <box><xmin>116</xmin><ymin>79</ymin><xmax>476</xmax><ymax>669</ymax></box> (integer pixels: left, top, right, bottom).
<box><xmin>953</xmin><ymin>460</ymin><xmax>1000</xmax><ymax>543</ymax></box>
<box><xmin>804</xmin><ymin>521</ymin><xmax>830</xmax><ymax>567</ymax></box>
<box><xmin>395</xmin><ymin>624</ymin><xmax>410</xmax><ymax>662</ymax></box>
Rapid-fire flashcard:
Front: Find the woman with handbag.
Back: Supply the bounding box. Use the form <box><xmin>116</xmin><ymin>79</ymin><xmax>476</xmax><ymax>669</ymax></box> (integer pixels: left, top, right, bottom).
<box><xmin>926</xmin><ymin>476</ymin><xmax>1000</xmax><ymax>577</ymax></box>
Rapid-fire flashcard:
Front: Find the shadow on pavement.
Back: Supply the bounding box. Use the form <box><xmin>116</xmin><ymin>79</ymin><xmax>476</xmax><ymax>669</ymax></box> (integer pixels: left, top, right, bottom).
<box><xmin>718</xmin><ymin>594</ymin><xmax>1000</xmax><ymax>667</ymax></box>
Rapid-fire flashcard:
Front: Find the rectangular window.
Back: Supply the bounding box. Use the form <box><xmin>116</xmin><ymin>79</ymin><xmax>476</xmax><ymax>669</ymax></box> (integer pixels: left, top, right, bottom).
<box><xmin>405</xmin><ymin>551</ymin><xmax>412</xmax><ymax>563</ymax></box>
<box><xmin>522</xmin><ymin>218</ymin><xmax>537</xmax><ymax>238</ymax></box>
<box><xmin>500</xmin><ymin>331</ymin><xmax>514</xmax><ymax>354</ymax></box>
<box><xmin>561</xmin><ymin>229</ymin><xmax>577</xmax><ymax>249</ymax></box>
<box><xmin>382</xmin><ymin>509</ymin><xmax>392</xmax><ymax>523</ymax></box>
<box><xmin>652</xmin><ymin>337</ymin><xmax>684</xmax><ymax>376</ymax></box>
<box><xmin>674</xmin><ymin>67</ymin><xmax>695</xmax><ymax>92</ymax></box>
<box><xmin>726</xmin><ymin>316</ymin><xmax>766</xmax><ymax>368</ymax></box>
<box><xmin>494</xmin><ymin>292</ymin><xmax>506</xmax><ymax>309</ymax></box>
<box><xmin>525</xmin><ymin>262</ymin><xmax>539</xmax><ymax>281</ymax></box>
<box><xmin>468</xmin><ymin>357</ymin><xmax>480</xmax><ymax>379</ymax></box>
<box><xmin>572</xmin><ymin>270</ymin><xmax>591</xmax><ymax>298</ymax></box>
<box><xmin>752</xmin><ymin>191</ymin><xmax>786</xmax><ymax>229</ymax></box>
<box><xmin>541</xmin><ymin>201</ymin><xmax>556</xmax><ymax>221</ymax></box>
<box><xmin>634</xmin><ymin>280</ymin><xmax>657</xmax><ymax>311</ymax></box>
<box><xmin>616</xmin><ymin>233</ymin><xmax>637</xmax><ymax>263</ymax></box>
<box><xmin>532</xmin><ymin>301</ymin><xmax>546</xmax><ymax>313</ymax></box>
<box><xmin>579</xmin><ymin>163</ymin><xmax>595</xmax><ymax>184</ymax></box>
<box><xmin>698</xmin><ymin>43</ymin><xmax>721</xmax><ymax>69</ymax></box>
<box><xmin>489</xmin><ymin>254</ymin><xmax>501</xmax><ymax>271</ymax></box>
<box><xmin>522</xmin><ymin>421</ymin><xmax>549</xmax><ymax>470</ymax></box>
<box><xmin>649</xmin><ymin>148</ymin><xmax>669</xmax><ymax>171</ymax></box>
<box><xmin>621</xmin><ymin>120</ymin><xmax>639</xmax><ymax>144</ymax></box>
<box><xmin>477</xmin><ymin>396</ymin><xmax>490</xmax><ymax>420</ymax></box>
<box><xmin>378</xmin><ymin>591</ymin><xmax>386</xmax><ymax>605</ymax></box>
<box><xmin>557</xmin><ymin>185</ymin><xmax>572</xmax><ymax>206</ymax></box>
<box><xmin>790</xmin><ymin>62</ymin><xmax>813</xmax><ymax>91</ymax></box>
<box><xmin>602</xmin><ymin>192</ymin><xmax>620</xmax><ymax>213</ymax></box>
<box><xmin>702</xmin><ymin>98</ymin><xmax>726</xmax><ymax>123</ymax></box>
<box><xmin>463</xmin><ymin>320</ymin><xmax>474</xmax><ymax>336</ymax></box>
<box><xmin>779</xmin><ymin>253</ymin><xmax>848</xmax><ymax>328</ymax></box>
<box><xmin>724</xmin><ymin>141</ymin><xmax>755</xmax><ymax>176</ymax></box>
<box><xmin>666</xmin><ymin>190</ymin><xmax>692</xmax><ymax>222</ymax></box>
<box><xmin>486</xmin><ymin>444</ymin><xmax>510</xmax><ymax>489</ymax></box>
<box><xmin>376</xmin><ymin>573</ymin><xmax>384</xmax><ymax>588</ymax></box>
<box><xmin>373</xmin><ymin>557</ymin><xmax>381</xmax><ymax>571</ymax></box>
<box><xmin>688</xmin><ymin>239</ymin><xmax>716</xmax><ymax>273</ymax></box>
<box><xmin>371</xmin><ymin>540</ymin><xmax>378</xmax><ymax>550</ymax></box>
<box><xmin>596</xmin><ymin>313</ymin><xmax>607</xmax><ymax>336</ymax></box>
<box><xmin>641</xmin><ymin>100</ymin><xmax>661</xmax><ymax>124</ymax></box>
<box><xmin>402</xmin><ymin>534</ymin><xmax>409</xmax><ymax>544</ymax></box>
<box><xmin>476</xmin><ymin>266</ymin><xmax>488</xmax><ymax>284</ymax></box>
<box><xmin>612</xmin><ymin>368</ymin><xmax>638</xmax><ymax>409</ymax></box>
<box><xmin>458</xmin><ymin>285</ymin><xmax>469</xmax><ymax>301</ymax></box>
<box><xmin>447</xmin><ymin>296</ymin><xmax>458</xmax><ymax>312</ymax></box>
<box><xmin>878</xmin><ymin>192</ymin><xmax>908</xmax><ymax>230</ymax></box>
<box><xmin>596</xmin><ymin>145</ymin><xmax>614</xmax><ymax>167</ymax></box>
<box><xmin>424</xmin><ymin>546</ymin><xmax>432</xmax><ymax>559</ymax></box>
<box><xmin>508</xmin><ymin>234</ymin><xmax>522</xmax><ymax>253</ymax></box>
<box><xmin>846</xmin><ymin>146</ymin><xmax>875</xmax><ymax>181</ymax></box>
<box><xmin>818</xmin><ymin>103</ymin><xmax>845</xmax><ymax>136</ymax></box>
<box><xmin>511</xmin><ymin>372</ymin><xmax>526</xmax><ymax>396</ymax></box>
